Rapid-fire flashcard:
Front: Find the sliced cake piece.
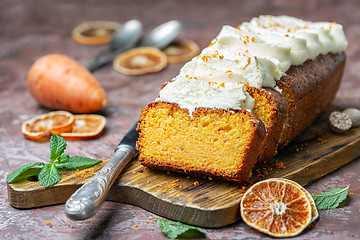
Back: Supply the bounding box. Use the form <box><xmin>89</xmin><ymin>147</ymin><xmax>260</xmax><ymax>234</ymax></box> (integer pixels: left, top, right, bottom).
<box><xmin>137</xmin><ymin>102</ymin><xmax>265</xmax><ymax>182</ymax></box>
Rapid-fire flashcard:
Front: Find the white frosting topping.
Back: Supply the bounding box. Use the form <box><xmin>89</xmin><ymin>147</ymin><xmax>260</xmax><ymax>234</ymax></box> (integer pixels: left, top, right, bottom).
<box><xmin>157</xmin><ymin>76</ymin><xmax>254</xmax><ymax>116</ymax></box>
<box><xmin>156</xmin><ymin>15</ymin><xmax>347</xmax><ymax>115</ymax></box>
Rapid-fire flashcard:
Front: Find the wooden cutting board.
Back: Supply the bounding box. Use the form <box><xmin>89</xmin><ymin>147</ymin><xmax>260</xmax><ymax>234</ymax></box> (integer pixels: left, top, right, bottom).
<box><xmin>7</xmin><ymin>107</ymin><xmax>360</xmax><ymax>227</ymax></box>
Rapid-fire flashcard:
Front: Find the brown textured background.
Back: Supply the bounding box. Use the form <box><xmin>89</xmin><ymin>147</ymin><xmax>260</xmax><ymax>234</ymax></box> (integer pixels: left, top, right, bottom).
<box><xmin>0</xmin><ymin>0</ymin><xmax>359</xmax><ymax>239</ymax></box>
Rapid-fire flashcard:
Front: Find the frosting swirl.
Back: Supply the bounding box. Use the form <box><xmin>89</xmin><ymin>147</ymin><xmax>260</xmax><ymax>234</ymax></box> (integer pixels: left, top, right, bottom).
<box><xmin>156</xmin><ymin>15</ymin><xmax>348</xmax><ymax>115</ymax></box>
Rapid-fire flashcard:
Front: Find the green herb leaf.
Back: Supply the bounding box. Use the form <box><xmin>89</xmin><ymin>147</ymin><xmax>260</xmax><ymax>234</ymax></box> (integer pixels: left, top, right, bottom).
<box><xmin>55</xmin><ymin>156</ymin><xmax>102</xmax><ymax>170</ymax></box>
<box><xmin>311</xmin><ymin>186</ymin><xmax>349</xmax><ymax>210</ymax></box>
<box><xmin>58</xmin><ymin>154</ymin><xmax>70</xmax><ymax>164</ymax></box>
<box><xmin>50</xmin><ymin>134</ymin><xmax>67</xmax><ymax>161</ymax></box>
<box><xmin>38</xmin><ymin>162</ymin><xmax>61</xmax><ymax>187</ymax></box>
<box><xmin>157</xmin><ymin>218</ymin><xmax>205</xmax><ymax>239</ymax></box>
<box><xmin>6</xmin><ymin>162</ymin><xmax>45</xmax><ymax>183</ymax></box>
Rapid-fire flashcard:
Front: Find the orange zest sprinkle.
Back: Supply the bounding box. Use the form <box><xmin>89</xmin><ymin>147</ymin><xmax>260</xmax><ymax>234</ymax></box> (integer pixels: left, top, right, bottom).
<box><xmin>45</xmin><ymin>221</ymin><xmax>51</xmax><ymax>226</ymax></box>
<box><xmin>225</xmin><ymin>70</ymin><xmax>232</xmax><ymax>73</ymax></box>
<box><xmin>251</xmin><ymin>37</ymin><xmax>255</xmax><ymax>42</ymax></box>
<box><xmin>211</xmin><ymin>50</ymin><xmax>219</xmax><ymax>58</ymax></box>
<box><xmin>208</xmin><ymin>38</ymin><xmax>218</xmax><ymax>47</ymax></box>
<box><xmin>314</xmin><ymin>191</ymin><xmax>319</xmax><ymax>194</ymax></box>
<box><xmin>219</xmin><ymin>55</ymin><xmax>224</xmax><ymax>59</ymax></box>
<box><xmin>285</xmin><ymin>34</ymin><xmax>289</xmax><ymax>37</ymax></box>
<box><xmin>131</xmin><ymin>209</ymin><xmax>135</xmax><ymax>212</ymax></box>
<box><xmin>193</xmin><ymin>181</ymin><xmax>200</xmax><ymax>186</ymax></box>
<box><xmin>202</xmin><ymin>56</ymin><xmax>211</xmax><ymax>63</ymax></box>
<box><xmin>134</xmin><ymin>224</ymin><xmax>138</xmax><ymax>228</ymax></box>
<box><xmin>126</xmin><ymin>216</ymin><xmax>128</xmax><ymax>218</ymax></box>
<box><xmin>349</xmin><ymin>192</ymin><xmax>354</xmax><ymax>195</ymax></box>
<box><xmin>243</xmin><ymin>57</ymin><xmax>251</xmax><ymax>69</ymax></box>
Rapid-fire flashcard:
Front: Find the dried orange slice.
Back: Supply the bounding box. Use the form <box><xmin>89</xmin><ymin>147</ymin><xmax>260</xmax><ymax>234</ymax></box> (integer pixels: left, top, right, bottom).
<box><xmin>59</xmin><ymin>114</ymin><xmax>106</xmax><ymax>140</ymax></box>
<box><xmin>240</xmin><ymin>178</ymin><xmax>313</xmax><ymax>238</ymax></box>
<box><xmin>21</xmin><ymin>111</ymin><xmax>75</xmax><ymax>141</ymax></box>
<box><xmin>162</xmin><ymin>39</ymin><xmax>200</xmax><ymax>63</ymax></box>
<box><xmin>72</xmin><ymin>21</ymin><xmax>121</xmax><ymax>45</ymax></box>
<box><xmin>281</xmin><ymin>178</ymin><xmax>318</xmax><ymax>223</ymax></box>
<box><xmin>113</xmin><ymin>47</ymin><xmax>167</xmax><ymax>75</ymax></box>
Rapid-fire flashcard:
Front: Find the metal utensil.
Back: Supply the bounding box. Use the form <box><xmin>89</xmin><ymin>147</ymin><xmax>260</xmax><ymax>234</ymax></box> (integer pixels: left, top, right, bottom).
<box><xmin>65</xmin><ymin>121</ymin><xmax>139</xmax><ymax>220</ymax></box>
<box><xmin>139</xmin><ymin>20</ymin><xmax>182</xmax><ymax>49</ymax></box>
<box><xmin>84</xmin><ymin>19</ymin><xmax>143</xmax><ymax>72</ymax></box>
<box><xmin>85</xmin><ymin>20</ymin><xmax>182</xmax><ymax>72</ymax></box>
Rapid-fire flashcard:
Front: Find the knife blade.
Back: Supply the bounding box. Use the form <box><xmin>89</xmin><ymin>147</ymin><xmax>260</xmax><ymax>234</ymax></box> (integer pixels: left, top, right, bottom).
<box><xmin>65</xmin><ymin>120</ymin><xmax>140</xmax><ymax>220</ymax></box>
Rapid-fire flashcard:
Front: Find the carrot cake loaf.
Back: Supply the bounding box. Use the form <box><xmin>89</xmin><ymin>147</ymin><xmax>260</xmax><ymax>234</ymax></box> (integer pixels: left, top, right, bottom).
<box><xmin>137</xmin><ymin>15</ymin><xmax>347</xmax><ymax>182</ymax></box>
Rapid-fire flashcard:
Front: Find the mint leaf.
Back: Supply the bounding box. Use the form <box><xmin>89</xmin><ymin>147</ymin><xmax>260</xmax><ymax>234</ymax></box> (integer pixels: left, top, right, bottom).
<box><xmin>58</xmin><ymin>154</ymin><xmax>70</xmax><ymax>164</ymax></box>
<box><xmin>7</xmin><ymin>162</ymin><xmax>45</xmax><ymax>183</ymax></box>
<box><xmin>311</xmin><ymin>186</ymin><xmax>349</xmax><ymax>210</ymax></box>
<box><xmin>157</xmin><ymin>218</ymin><xmax>205</xmax><ymax>239</ymax></box>
<box><xmin>38</xmin><ymin>163</ymin><xmax>61</xmax><ymax>187</ymax></box>
<box><xmin>50</xmin><ymin>134</ymin><xmax>67</xmax><ymax>161</ymax></box>
<box><xmin>55</xmin><ymin>156</ymin><xmax>101</xmax><ymax>170</ymax></box>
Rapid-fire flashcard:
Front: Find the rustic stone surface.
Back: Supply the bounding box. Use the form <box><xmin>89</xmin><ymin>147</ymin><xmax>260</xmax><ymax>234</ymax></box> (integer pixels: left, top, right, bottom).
<box><xmin>0</xmin><ymin>0</ymin><xmax>359</xmax><ymax>239</ymax></box>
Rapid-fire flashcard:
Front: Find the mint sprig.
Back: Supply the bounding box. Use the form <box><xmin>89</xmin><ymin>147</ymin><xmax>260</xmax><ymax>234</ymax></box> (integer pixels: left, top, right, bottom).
<box><xmin>157</xmin><ymin>218</ymin><xmax>206</xmax><ymax>239</ymax></box>
<box><xmin>55</xmin><ymin>156</ymin><xmax>102</xmax><ymax>170</ymax></box>
<box><xmin>50</xmin><ymin>134</ymin><xmax>67</xmax><ymax>161</ymax></box>
<box><xmin>6</xmin><ymin>134</ymin><xmax>102</xmax><ymax>187</ymax></box>
<box><xmin>6</xmin><ymin>162</ymin><xmax>45</xmax><ymax>183</ymax></box>
<box><xmin>38</xmin><ymin>162</ymin><xmax>62</xmax><ymax>187</ymax></box>
<box><xmin>311</xmin><ymin>186</ymin><xmax>349</xmax><ymax>210</ymax></box>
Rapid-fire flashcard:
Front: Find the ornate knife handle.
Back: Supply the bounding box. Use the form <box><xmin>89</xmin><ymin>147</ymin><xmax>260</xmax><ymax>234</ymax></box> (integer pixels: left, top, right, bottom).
<box><xmin>65</xmin><ymin>144</ymin><xmax>137</xmax><ymax>220</ymax></box>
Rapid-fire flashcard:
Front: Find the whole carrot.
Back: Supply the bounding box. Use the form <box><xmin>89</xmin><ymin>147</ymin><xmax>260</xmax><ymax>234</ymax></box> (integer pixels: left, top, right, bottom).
<box><xmin>27</xmin><ymin>54</ymin><xmax>107</xmax><ymax>113</ymax></box>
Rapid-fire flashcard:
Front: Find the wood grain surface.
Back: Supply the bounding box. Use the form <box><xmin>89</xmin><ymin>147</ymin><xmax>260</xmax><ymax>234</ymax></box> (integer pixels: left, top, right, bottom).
<box><xmin>1</xmin><ymin>0</ymin><xmax>360</xmax><ymax>239</ymax></box>
<box><xmin>7</xmin><ymin>107</ymin><xmax>360</xmax><ymax>228</ymax></box>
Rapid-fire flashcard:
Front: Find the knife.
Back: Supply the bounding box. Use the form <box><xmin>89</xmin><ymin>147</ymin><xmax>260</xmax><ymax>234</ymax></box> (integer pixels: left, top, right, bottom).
<box><xmin>65</xmin><ymin>120</ymin><xmax>140</xmax><ymax>220</ymax></box>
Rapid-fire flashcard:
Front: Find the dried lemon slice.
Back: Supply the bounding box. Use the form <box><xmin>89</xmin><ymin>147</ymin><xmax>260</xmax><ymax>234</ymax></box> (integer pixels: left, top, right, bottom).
<box><xmin>162</xmin><ymin>39</ymin><xmax>200</xmax><ymax>63</ymax></box>
<box><xmin>240</xmin><ymin>178</ymin><xmax>313</xmax><ymax>238</ymax></box>
<box><xmin>113</xmin><ymin>47</ymin><xmax>167</xmax><ymax>75</ymax></box>
<box><xmin>59</xmin><ymin>114</ymin><xmax>106</xmax><ymax>140</ymax></box>
<box><xmin>72</xmin><ymin>21</ymin><xmax>121</xmax><ymax>45</ymax></box>
<box><xmin>21</xmin><ymin>111</ymin><xmax>75</xmax><ymax>141</ymax></box>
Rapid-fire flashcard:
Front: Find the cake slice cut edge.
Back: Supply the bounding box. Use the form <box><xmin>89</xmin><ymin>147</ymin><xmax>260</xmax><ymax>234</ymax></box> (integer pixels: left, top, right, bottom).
<box><xmin>137</xmin><ymin>102</ymin><xmax>266</xmax><ymax>182</ymax></box>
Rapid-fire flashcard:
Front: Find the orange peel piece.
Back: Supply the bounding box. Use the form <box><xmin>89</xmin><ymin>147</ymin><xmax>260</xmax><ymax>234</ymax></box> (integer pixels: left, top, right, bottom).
<box><xmin>113</xmin><ymin>47</ymin><xmax>167</xmax><ymax>75</ymax></box>
<box><xmin>163</xmin><ymin>39</ymin><xmax>200</xmax><ymax>63</ymax></box>
<box><xmin>240</xmin><ymin>178</ymin><xmax>314</xmax><ymax>238</ymax></box>
<box><xmin>72</xmin><ymin>21</ymin><xmax>121</xmax><ymax>45</ymax></box>
<box><xmin>21</xmin><ymin>111</ymin><xmax>75</xmax><ymax>141</ymax></box>
<box><xmin>59</xmin><ymin>114</ymin><xmax>106</xmax><ymax>140</ymax></box>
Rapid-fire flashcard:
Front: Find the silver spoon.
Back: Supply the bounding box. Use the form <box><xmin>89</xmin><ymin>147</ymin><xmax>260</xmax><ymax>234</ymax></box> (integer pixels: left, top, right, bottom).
<box><xmin>139</xmin><ymin>20</ymin><xmax>182</xmax><ymax>49</ymax></box>
<box><xmin>85</xmin><ymin>20</ymin><xmax>182</xmax><ymax>72</ymax></box>
<box><xmin>84</xmin><ymin>19</ymin><xmax>143</xmax><ymax>72</ymax></box>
